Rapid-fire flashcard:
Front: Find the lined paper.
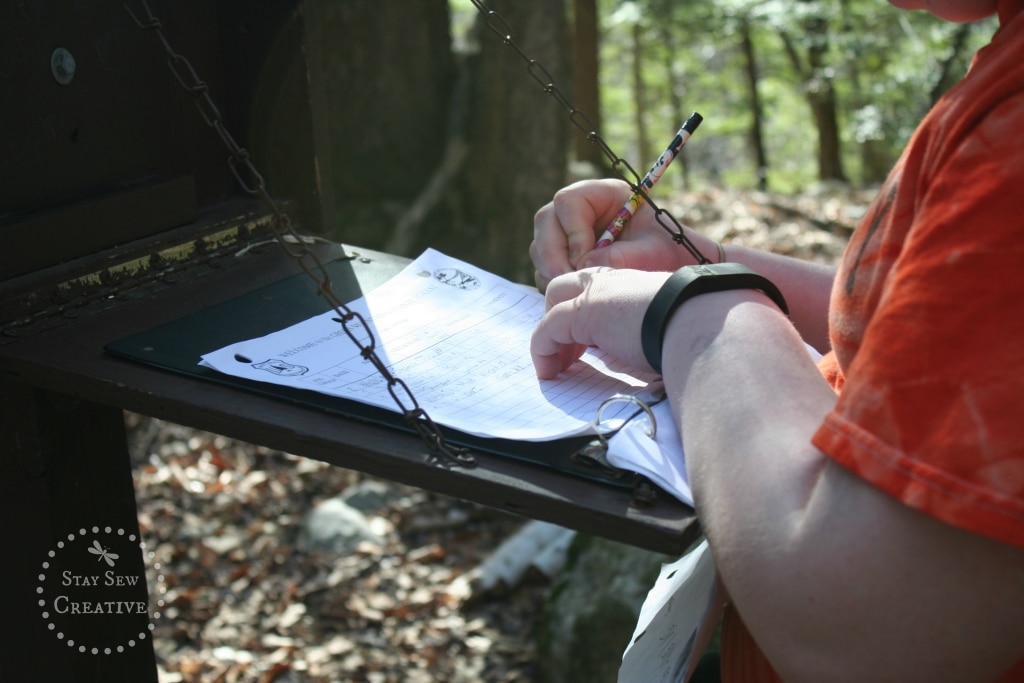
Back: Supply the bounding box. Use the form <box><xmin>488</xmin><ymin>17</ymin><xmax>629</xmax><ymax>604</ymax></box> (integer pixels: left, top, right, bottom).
<box><xmin>200</xmin><ymin>249</ymin><xmax>659</xmax><ymax>441</ymax></box>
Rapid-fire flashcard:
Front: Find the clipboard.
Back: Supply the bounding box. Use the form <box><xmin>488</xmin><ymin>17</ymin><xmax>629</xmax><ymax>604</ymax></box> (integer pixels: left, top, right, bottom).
<box><xmin>105</xmin><ymin>247</ymin><xmax>649</xmax><ymax>490</ymax></box>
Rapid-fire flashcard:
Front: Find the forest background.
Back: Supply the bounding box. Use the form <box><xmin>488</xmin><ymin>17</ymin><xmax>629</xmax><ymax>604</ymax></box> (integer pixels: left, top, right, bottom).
<box><xmin>300</xmin><ymin>0</ymin><xmax>995</xmax><ymax>283</ymax></box>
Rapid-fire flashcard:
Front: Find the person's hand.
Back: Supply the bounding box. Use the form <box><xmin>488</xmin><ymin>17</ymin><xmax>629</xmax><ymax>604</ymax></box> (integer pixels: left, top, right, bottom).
<box><xmin>530</xmin><ymin>178</ymin><xmax>711</xmax><ymax>292</ymax></box>
<box><xmin>531</xmin><ymin>267</ymin><xmax>671</xmax><ymax>379</ymax></box>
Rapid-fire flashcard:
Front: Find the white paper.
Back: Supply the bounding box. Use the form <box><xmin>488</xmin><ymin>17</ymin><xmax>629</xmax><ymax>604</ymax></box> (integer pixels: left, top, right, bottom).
<box><xmin>618</xmin><ymin>539</ymin><xmax>725</xmax><ymax>683</ymax></box>
<box><xmin>200</xmin><ymin>249</ymin><xmax>660</xmax><ymax>441</ymax></box>
<box><xmin>606</xmin><ymin>398</ymin><xmax>692</xmax><ymax>506</ymax></box>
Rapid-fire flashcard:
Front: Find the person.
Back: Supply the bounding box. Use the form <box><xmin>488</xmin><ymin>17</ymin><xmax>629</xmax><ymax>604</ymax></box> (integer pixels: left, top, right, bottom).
<box><xmin>529</xmin><ymin>0</ymin><xmax>1024</xmax><ymax>680</ymax></box>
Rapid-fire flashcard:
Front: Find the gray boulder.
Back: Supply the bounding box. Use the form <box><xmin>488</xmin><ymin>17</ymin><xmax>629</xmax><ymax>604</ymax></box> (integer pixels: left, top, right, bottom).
<box><xmin>535</xmin><ymin>534</ymin><xmax>672</xmax><ymax>682</ymax></box>
<box><xmin>298</xmin><ymin>496</ymin><xmax>383</xmax><ymax>554</ymax></box>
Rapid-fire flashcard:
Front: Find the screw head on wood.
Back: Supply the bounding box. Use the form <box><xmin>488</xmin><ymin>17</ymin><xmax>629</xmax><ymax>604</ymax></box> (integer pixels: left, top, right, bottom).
<box><xmin>51</xmin><ymin>47</ymin><xmax>76</xmax><ymax>86</ymax></box>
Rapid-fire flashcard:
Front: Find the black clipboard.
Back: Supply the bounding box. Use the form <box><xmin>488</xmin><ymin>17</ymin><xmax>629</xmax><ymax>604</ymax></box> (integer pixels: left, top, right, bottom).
<box><xmin>105</xmin><ymin>249</ymin><xmax>645</xmax><ymax>490</ymax></box>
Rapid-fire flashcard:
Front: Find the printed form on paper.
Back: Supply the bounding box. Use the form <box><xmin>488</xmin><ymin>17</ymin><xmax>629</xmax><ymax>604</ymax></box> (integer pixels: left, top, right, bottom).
<box><xmin>200</xmin><ymin>249</ymin><xmax>661</xmax><ymax>442</ymax></box>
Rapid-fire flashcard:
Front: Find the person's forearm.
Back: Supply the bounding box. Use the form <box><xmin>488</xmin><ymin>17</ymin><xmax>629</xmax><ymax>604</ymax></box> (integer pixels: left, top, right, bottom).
<box><xmin>719</xmin><ymin>242</ymin><xmax>835</xmax><ymax>353</ymax></box>
<box><xmin>661</xmin><ymin>292</ymin><xmax>1024</xmax><ymax>682</ymax></box>
<box><xmin>672</xmin><ymin>230</ymin><xmax>835</xmax><ymax>353</ymax></box>
<box><xmin>663</xmin><ymin>293</ymin><xmax>837</xmax><ymax>673</ymax></box>
<box><xmin>662</xmin><ymin>292</ymin><xmax>837</xmax><ymax>589</ymax></box>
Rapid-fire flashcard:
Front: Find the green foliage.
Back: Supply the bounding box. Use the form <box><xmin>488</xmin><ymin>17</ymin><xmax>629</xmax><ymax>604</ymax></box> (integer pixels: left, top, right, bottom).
<box><xmin>594</xmin><ymin>0</ymin><xmax>996</xmax><ymax>192</ymax></box>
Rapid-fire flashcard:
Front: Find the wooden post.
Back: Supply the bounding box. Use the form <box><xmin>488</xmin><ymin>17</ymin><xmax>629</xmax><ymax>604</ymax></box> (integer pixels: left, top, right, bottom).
<box><xmin>0</xmin><ymin>380</ymin><xmax>157</xmax><ymax>683</ymax></box>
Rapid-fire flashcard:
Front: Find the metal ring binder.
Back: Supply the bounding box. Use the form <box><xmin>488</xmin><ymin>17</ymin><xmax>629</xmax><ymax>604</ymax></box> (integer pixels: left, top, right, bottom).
<box><xmin>593</xmin><ymin>393</ymin><xmax>658</xmax><ymax>445</ymax></box>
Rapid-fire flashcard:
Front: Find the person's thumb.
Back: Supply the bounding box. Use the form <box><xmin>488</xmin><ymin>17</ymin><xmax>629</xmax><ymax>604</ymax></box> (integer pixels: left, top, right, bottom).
<box><xmin>577</xmin><ymin>246</ymin><xmax>614</xmax><ymax>270</ymax></box>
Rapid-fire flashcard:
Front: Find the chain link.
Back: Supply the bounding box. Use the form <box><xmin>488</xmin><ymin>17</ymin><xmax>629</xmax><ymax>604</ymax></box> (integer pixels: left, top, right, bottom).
<box><xmin>468</xmin><ymin>0</ymin><xmax>711</xmax><ymax>265</ymax></box>
<box><xmin>124</xmin><ymin>1</ymin><xmax>475</xmax><ymax>467</ymax></box>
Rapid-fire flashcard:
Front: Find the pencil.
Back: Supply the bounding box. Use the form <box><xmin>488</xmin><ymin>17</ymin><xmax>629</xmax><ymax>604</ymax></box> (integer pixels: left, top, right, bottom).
<box><xmin>595</xmin><ymin>112</ymin><xmax>703</xmax><ymax>249</ymax></box>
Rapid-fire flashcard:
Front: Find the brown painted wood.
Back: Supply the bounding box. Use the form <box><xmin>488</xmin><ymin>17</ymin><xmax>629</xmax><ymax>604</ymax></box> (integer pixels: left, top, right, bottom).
<box><xmin>0</xmin><ymin>176</ymin><xmax>199</xmax><ymax>281</ymax></box>
<box><xmin>0</xmin><ymin>380</ymin><xmax>158</xmax><ymax>683</ymax></box>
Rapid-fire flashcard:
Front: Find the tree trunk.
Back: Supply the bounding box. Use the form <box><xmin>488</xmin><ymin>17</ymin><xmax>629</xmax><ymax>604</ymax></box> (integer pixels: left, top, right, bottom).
<box><xmin>310</xmin><ymin>0</ymin><xmax>570</xmax><ymax>283</ymax></box>
<box><xmin>738</xmin><ymin>17</ymin><xmax>769</xmax><ymax>191</ymax></box>
<box><xmin>929</xmin><ymin>22</ymin><xmax>973</xmax><ymax>105</ymax></box>
<box><xmin>804</xmin><ymin>8</ymin><xmax>845</xmax><ymax>183</ymax></box>
<box><xmin>808</xmin><ymin>87</ymin><xmax>845</xmax><ymax>182</ymax></box>
<box><xmin>779</xmin><ymin>2</ymin><xmax>847</xmax><ymax>184</ymax></box>
<box><xmin>836</xmin><ymin>0</ymin><xmax>891</xmax><ymax>184</ymax></box>
<box><xmin>315</xmin><ymin>0</ymin><xmax>455</xmax><ymax>247</ymax></box>
<box><xmin>572</xmin><ymin>0</ymin><xmax>605</xmax><ymax>170</ymax></box>
<box><xmin>454</xmin><ymin>0</ymin><xmax>572</xmax><ymax>282</ymax></box>
<box><xmin>631</xmin><ymin>20</ymin><xmax>651</xmax><ymax>172</ymax></box>
<box><xmin>653</xmin><ymin>3</ymin><xmax>691</xmax><ymax>191</ymax></box>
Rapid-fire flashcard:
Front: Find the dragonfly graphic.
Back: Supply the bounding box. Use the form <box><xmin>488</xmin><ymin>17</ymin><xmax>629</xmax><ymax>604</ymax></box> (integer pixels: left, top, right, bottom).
<box><xmin>87</xmin><ymin>539</ymin><xmax>119</xmax><ymax>567</ymax></box>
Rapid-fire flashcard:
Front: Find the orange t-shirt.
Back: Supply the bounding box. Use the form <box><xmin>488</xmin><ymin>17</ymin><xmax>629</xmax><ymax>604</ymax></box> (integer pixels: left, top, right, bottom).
<box><xmin>723</xmin><ymin>1</ymin><xmax>1024</xmax><ymax>680</ymax></box>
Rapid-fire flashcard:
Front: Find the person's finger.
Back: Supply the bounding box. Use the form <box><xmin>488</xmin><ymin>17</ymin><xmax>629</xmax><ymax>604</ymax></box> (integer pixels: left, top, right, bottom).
<box><xmin>530</xmin><ymin>202</ymin><xmax>572</xmax><ymax>290</ymax></box>
<box><xmin>531</xmin><ymin>269</ymin><xmax>597</xmax><ymax>377</ymax></box>
<box><xmin>531</xmin><ymin>298</ymin><xmax>587</xmax><ymax>379</ymax></box>
<box><xmin>554</xmin><ymin>180</ymin><xmax>632</xmax><ymax>268</ymax></box>
<box><xmin>576</xmin><ymin>240</ymin><xmax>626</xmax><ymax>270</ymax></box>
<box><xmin>531</xmin><ymin>181</ymin><xmax>632</xmax><ymax>284</ymax></box>
<box><xmin>542</xmin><ymin>266</ymin><xmax>614</xmax><ymax>311</ymax></box>
<box><xmin>532</xmin><ymin>268</ymin><xmax>618</xmax><ymax>377</ymax></box>
<box><xmin>541</xmin><ymin>269</ymin><xmax>585</xmax><ymax>309</ymax></box>
<box><xmin>533</xmin><ymin>269</ymin><xmax>552</xmax><ymax>293</ymax></box>
<box><xmin>580</xmin><ymin>236</ymin><xmax>675</xmax><ymax>272</ymax></box>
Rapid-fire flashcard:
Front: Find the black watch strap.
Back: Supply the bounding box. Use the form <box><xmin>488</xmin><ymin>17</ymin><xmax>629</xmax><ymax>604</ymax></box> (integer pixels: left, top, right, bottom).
<box><xmin>641</xmin><ymin>263</ymin><xmax>789</xmax><ymax>374</ymax></box>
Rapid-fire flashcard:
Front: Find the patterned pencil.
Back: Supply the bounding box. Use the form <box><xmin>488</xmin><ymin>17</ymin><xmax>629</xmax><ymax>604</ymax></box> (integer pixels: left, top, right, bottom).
<box><xmin>595</xmin><ymin>112</ymin><xmax>703</xmax><ymax>248</ymax></box>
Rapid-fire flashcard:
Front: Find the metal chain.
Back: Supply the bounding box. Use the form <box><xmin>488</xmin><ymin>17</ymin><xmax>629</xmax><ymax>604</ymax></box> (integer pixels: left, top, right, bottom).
<box><xmin>124</xmin><ymin>1</ymin><xmax>475</xmax><ymax>467</ymax></box>
<box><xmin>468</xmin><ymin>0</ymin><xmax>711</xmax><ymax>265</ymax></box>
